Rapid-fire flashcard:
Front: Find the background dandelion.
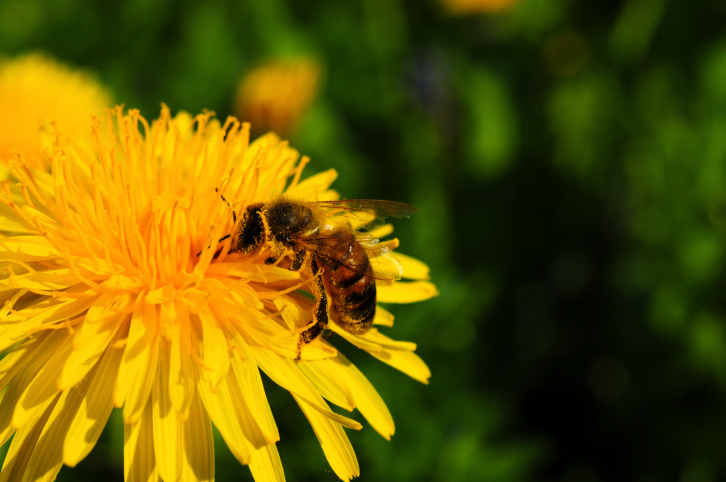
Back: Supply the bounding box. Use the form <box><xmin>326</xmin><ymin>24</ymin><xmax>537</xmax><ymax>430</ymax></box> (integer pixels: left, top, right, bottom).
<box><xmin>0</xmin><ymin>53</ymin><xmax>112</xmax><ymax>172</ymax></box>
<box><xmin>1</xmin><ymin>0</ymin><xmax>726</xmax><ymax>481</ymax></box>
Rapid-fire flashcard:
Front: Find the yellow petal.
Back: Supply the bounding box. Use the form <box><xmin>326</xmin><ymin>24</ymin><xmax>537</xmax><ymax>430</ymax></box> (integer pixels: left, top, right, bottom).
<box><xmin>225</xmin><ymin>299</ymin><xmax>335</xmax><ymax>361</ymax></box>
<box><xmin>12</xmin><ymin>336</ymin><xmax>73</xmax><ymax>429</ymax></box>
<box><xmin>0</xmin><ymin>335</ymin><xmax>45</xmax><ymax>391</ymax></box>
<box><xmin>2</xmin><ymin>268</ymin><xmax>81</xmax><ymax>292</ymax></box>
<box><xmin>298</xmin><ymin>358</ymin><xmax>355</xmax><ymax>411</ymax></box>
<box><xmin>284</xmin><ymin>168</ymin><xmax>337</xmax><ymax>199</ymax></box>
<box><xmin>369</xmin><ymin>349</ymin><xmax>431</xmax><ymax>384</ymax></box>
<box><xmin>395</xmin><ymin>252</ymin><xmax>431</xmax><ymax>280</ymax></box>
<box><xmin>0</xmin><ymin>394</ymin><xmax>59</xmax><ymax>482</ymax></box>
<box><xmin>227</xmin><ymin>283</ymin><xmax>265</xmax><ymax>310</ymax></box>
<box><xmin>117</xmin><ymin>296</ymin><xmax>159</xmax><ymax>424</ymax></box>
<box><xmin>0</xmin><ymin>294</ymin><xmax>100</xmax><ymax>353</ymax></box>
<box><xmin>227</xmin><ymin>332</ymin><xmax>279</xmax><ymax>444</ymax></box>
<box><xmin>370</xmin><ymin>249</ymin><xmax>404</xmax><ymax>281</ymax></box>
<box><xmin>372</xmin><ymin>305</ymin><xmax>394</xmax><ymax>327</ymax></box>
<box><xmin>181</xmin><ymin>391</ymin><xmax>214</xmax><ymax>481</ymax></box>
<box><xmin>0</xmin><ymin>331</ymin><xmax>66</xmax><ymax>446</ymax></box>
<box><xmin>197</xmin><ymin>371</ymin><xmax>252</xmax><ymax>465</ymax></box>
<box><xmin>153</xmin><ymin>339</ymin><xmax>183</xmax><ymax>482</ymax></box>
<box><xmin>168</xmin><ymin>300</ymin><xmax>194</xmax><ymax>420</ymax></box>
<box><xmin>24</xmin><ymin>364</ymin><xmax>96</xmax><ymax>482</ymax></box>
<box><xmin>64</xmin><ymin>338</ymin><xmax>125</xmax><ymax>467</ymax></box>
<box><xmin>0</xmin><ymin>208</ymin><xmax>36</xmax><ymax>234</ymax></box>
<box><xmin>248</xmin><ymin>443</ymin><xmax>286</xmax><ymax>482</ymax></box>
<box><xmin>223</xmin><ymin>364</ymin><xmax>286</xmax><ymax>481</ymax></box>
<box><xmin>57</xmin><ymin>291</ymin><xmax>129</xmax><ymax>389</ymax></box>
<box><xmin>272</xmin><ymin>295</ymin><xmax>308</xmax><ymax>330</ymax></box>
<box><xmin>377</xmin><ymin>281</ymin><xmax>439</xmax><ymax>303</ymax></box>
<box><xmin>327</xmin><ymin>322</ymin><xmax>381</xmax><ymax>353</ymax></box>
<box><xmin>320</xmin><ymin>353</ymin><xmax>395</xmax><ymax>440</ymax></box>
<box><xmin>248</xmin><ymin>343</ymin><xmax>362</xmax><ymax>431</ymax></box>
<box><xmin>124</xmin><ymin>397</ymin><xmax>159</xmax><ymax>482</ymax></box>
<box><xmin>207</xmin><ymin>262</ymin><xmax>300</xmax><ymax>283</ymax></box>
<box><xmin>0</xmin><ymin>236</ymin><xmax>59</xmax><ymax>261</ymax></box>
<box><xmin>366</xmin><ymin>223</ymin><xmax>394</xmax><ymax>239</ymax></box>
<box><xmin>293</xmin><ymin>394</ymin><xmax>360</xmax><ymax>481</ymax></box>
<box><xmin>198</xmin><ymin>310</ymin><xmax>231</xmax><ymax>391</ymax></box>
<box><xmin>358</xmin><ymin>328</ymin><xmax>417</xmax><ymax>351</ymax></box>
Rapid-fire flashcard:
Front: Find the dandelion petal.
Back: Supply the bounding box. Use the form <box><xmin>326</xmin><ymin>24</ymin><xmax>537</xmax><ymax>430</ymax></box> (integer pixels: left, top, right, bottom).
<box><xmin>181</xmin><ymin>392</ymin><xmax>214</xmax><ymax>481</ymax></box>
<box><xmin>294</xmin><ymin>394</ymin><xmax>360</xmax><ymax>481</ymax></box>
<box><xmin>24</xmin><ymin>370</ymin><xmax>95</xmax><ymax>481</ymax></box>
<box><xmin>118</xmin><ymin>301</ymin><xmax>159</xmax><ymax>425</ymax></box>
<box><xmin>64</xmin><ymin>341</ymin><xmax>125</xmax><ymax>467</ymax></box>
<box><xmin>248</xmin><ymin>343</ymin><xmax>362</xmax><ymax>430</ymax></box>
<box><xmin>320</xmin><ymin>354</ymin><xmax>395</xmax><ymax>440</ymax></box>
<box><xmin>248</xmin><ymin>442</ymin><xmax>286</xmax><ymax>482</ymax></box>
<box><xmin>168</xmin><ymin>301</ymin><xmax>195</xmax><ymax>420</ymax></box>
<box><xmin>153</xmin><ymin>338</ymin><xmax>183</xmax><ymax>482</ymax></box>
<box><xmin>124</xmin><ymin>397</ymin><xmax>158</xmax><ymax>482</ymax></box>
<box><xmin>12</xmin><ymin>338</ymin><xmax>72</xmax><ymax>430</ymax></box>
<box><xmin>395</xmin><ymin>252</ymin><xmax>432</xmax><ymax>280</ymax></box>
<box><xmin>369</xmin><ymin>349</ymin><xmax>431</xmax><ymax>384</ymax></box>
<box><xmin>229</xmin><ymin>334</ymin><xmax>280</xmax><ymax>444</ymax></box>
<box><xmin>199</xmin><ymin>310</ymin><xmax>231</xmax><ymax>391</ymax></box>
<box><xmin>377</xmin><ymin>281</ymin><xmax>439</xmax><ymax>303</ymax></box>
<box><xmin>0</xmin><ymin>394</ymin><xmax>59</xmax><ymax>482</ymax></box>
<box><xmin>298</xmin><ymin>359</ymin><xmax>355</xmax><ymax>411</ymax></box>
<box><xmin>197</xmin><ymin>373</ymin><xmax>251</xmax><ymax>465</ymax></box>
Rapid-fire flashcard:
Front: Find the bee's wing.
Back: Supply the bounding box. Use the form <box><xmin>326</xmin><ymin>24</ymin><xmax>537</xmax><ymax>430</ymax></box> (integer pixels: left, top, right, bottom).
<box><xmin>312</xmin><ymin>199</ymin><xmax>418</xmax><ymax>231</ymax></box>
<box><xmin>295</xmin><ymin>231</ymin><xmax>403</xmax><ymax>281</ymax></box>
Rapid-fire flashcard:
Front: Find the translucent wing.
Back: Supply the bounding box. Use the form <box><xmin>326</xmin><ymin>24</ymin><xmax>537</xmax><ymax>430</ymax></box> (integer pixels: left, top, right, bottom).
<box><xmin>312</xmin><ymin>199</ymin><xmax>418</xmax><ymax>231</ymax></box>
<box><xmin>295</xmin><ymin>231</ymin><xmax>403</xmax><ymax>281</ymax></box>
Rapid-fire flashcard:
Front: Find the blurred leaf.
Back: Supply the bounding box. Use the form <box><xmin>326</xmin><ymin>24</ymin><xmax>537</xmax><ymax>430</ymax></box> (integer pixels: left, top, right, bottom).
<box><xmin>699</xmin><ymin>38</ymin><xmax>726</xmax><ymax>108</ymax></box>
<box><xmin>610</xmin><ymin>0</ymin><xmax>667</xmax><ymax>64</ymax></box>
<box><xmin>690</xmin><ymin>312</ymin><xmax>726</xmax><ymax>379</ymax></box>
<box><xmin>461</xmin><ymin>66</ymin><xmax>518</xmax><ymax>178</ymax></box>
<box><xmin>677</xmin><ymin>231</ymin><xmax>723</xmax><ymax>284</ymax></box>
<box><xmin>548</xmin><ymin>72</ymin><xmax>619</xmax><ymax>180</ymax></box>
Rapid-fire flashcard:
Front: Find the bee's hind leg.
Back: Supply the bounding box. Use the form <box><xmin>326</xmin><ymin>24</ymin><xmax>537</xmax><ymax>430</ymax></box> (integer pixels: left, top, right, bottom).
<box><xmin>296</xmin><ymin>258</ymin><xmax>328</xmax><ymax>362</ymax></box>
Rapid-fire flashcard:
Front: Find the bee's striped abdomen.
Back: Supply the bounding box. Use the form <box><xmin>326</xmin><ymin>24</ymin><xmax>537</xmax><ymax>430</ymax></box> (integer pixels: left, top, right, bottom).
<box><xmin>318</xmin><ymin>235</ymin><xmax>376</xmax><ymax>335</ymax></box>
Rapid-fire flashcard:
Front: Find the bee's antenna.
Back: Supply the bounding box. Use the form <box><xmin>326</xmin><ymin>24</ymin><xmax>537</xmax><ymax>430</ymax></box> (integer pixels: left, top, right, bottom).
<box><xmin>215</xmin><ymin>187</ymin><xmax>237</xmax><ymax>223</ymax></box>
<box><xmin>196</xmin><ymin>190</ymin><xmax>237</xmax><ymax>258</ymax></box>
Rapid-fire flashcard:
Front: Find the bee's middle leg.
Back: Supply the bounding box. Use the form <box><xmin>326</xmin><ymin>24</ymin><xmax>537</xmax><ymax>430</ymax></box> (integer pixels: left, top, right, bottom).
<box><xmin>296</xmin><ymin>258</ymin><xmax>328</xmax><ymax>361</ymax></box>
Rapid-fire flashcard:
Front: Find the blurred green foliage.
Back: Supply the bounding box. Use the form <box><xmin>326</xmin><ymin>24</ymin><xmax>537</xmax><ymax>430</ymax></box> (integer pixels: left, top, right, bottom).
<box><xmin>6</xmin><ymin>0</ymin><xmax>726</xmax><ymax>480</ymax></box>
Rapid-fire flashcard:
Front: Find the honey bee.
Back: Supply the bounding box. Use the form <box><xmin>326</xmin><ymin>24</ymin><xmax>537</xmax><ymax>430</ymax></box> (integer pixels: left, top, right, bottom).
<box><xmin>227</xmin><ymin>197</ymin><xmax>417</xmax><ymax>360</ymax></box>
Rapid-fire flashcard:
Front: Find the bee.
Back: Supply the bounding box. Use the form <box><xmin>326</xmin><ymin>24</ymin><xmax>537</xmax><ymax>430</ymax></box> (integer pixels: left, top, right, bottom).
<box><xmin>227</xmin><ymin>197</ymin><xmax>417</xmax><ymax>360</ymax></box>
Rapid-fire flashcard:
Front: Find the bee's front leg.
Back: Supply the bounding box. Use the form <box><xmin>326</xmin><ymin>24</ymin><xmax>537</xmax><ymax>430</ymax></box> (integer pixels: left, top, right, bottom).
<box><xmin>296</xmin><ymin>257</ymin><xmax>328</xmax><ymax>362</ymax></box>
<box><xmin>266</xmin><ymin>249</ymin><xmax>306</xmax><ymax>270</ymax></box>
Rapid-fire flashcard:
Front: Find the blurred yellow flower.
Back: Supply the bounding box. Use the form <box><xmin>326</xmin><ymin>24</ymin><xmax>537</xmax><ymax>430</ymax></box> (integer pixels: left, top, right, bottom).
<box><xmin>235</xmin><ymin>57</ymin><xmax>320</xmax><ymax>138</ymax></box>
<box><xmin>0</xmin><ymin>106</ymin><xmax>435</xmax><ymax>481</ymax></box>
<box><xmin>443</xmin><ymin>0</ymin><xmax>519</xmax><ymax>15</ymax></box>
<box><xmin>0</xmin><ymin>53</ymin><xmax>112</xmax><ymax>173</ymax></box>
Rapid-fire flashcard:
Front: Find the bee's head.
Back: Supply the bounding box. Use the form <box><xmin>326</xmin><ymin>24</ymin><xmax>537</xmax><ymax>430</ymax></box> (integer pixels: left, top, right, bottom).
<box><xmin>233</xmin><ymin>203</ymin><xmax>266</xmax><ymax>254</ymax></box>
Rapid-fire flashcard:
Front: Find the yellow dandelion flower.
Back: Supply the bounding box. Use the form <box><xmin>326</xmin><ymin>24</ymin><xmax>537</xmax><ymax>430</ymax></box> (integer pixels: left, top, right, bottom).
<box><xmin>234</xmin><ymin>57</ymin><xmax>321</xmax><ymax>138</ymax></box>
<box><xmin>0</xmin><ymin>105</ymin><xmax>436</xmax><ymax>481</ymax></box>
<box><xmin>0</xmin><ymin>53</ymin><xmax>112</xmax><ymax>173</ymax></box>
<box><xmin>442</xmin><ymin>0</ymin><xmax>519</xmax><ymax>15</ymax></box>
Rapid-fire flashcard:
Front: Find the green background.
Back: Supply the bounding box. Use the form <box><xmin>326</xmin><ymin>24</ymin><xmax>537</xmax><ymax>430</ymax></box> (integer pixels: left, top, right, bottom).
<box><xmin>3</xmin><ymin>0</ymin><xmax>726</xmax><ymax>480</ymax></box>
